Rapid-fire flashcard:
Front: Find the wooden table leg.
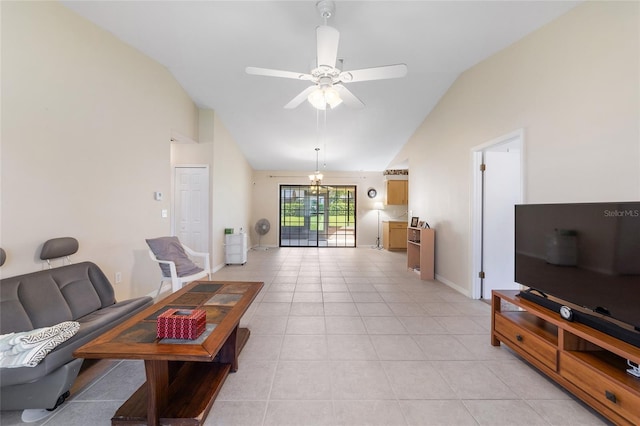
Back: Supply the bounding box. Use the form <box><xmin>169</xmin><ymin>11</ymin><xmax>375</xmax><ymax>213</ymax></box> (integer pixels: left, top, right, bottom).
<box><xmin>144</xmin><ymin>360</ymin><xmax>169</xmax><ymax>426</ymax></box>
<box><xmin>218</xmin><ymin>326</ymin><xmax>238</xmax><ymax>372</ymax></box>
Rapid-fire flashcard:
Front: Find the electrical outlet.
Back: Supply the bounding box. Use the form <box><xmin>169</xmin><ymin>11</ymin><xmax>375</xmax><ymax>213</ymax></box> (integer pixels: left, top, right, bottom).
<box><xmin>115</xmin><ymin>272</ymin><xmax>122</xmax><ymax>284</ymax></box>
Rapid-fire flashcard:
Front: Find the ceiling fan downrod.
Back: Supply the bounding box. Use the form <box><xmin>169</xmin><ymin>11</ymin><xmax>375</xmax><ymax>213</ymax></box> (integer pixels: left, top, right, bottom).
<box><xmin>316</xmin><ymin>0</ymin><xmax>335</xmax><ymax>24</ymax></box>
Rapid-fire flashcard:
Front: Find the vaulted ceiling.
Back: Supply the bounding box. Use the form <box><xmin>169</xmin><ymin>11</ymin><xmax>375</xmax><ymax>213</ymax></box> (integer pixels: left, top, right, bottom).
<box><xmin>62</xmin><ymin>1</ymin><xmax>579</xmax><ymax>172</ymax></box>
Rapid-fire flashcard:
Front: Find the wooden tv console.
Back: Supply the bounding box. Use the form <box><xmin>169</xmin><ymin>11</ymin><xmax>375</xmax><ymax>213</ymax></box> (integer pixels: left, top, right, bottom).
<box><xmin>491</xmin><ymin>290</ymin><xmax>640</xmax><ymax>425</ymax></box>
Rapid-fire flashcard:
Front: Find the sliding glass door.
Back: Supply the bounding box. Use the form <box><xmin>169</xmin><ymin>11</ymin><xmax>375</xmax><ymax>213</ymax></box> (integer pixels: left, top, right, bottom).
<box><xmin>280</xmin><ymin>185</ymin><xmax>356</xmax><ymax>247</ymax></box>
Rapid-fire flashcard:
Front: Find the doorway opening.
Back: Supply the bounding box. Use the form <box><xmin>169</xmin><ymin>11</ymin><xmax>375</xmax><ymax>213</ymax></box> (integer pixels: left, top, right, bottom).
<box><xmin>471</xmin><ymin>130</ymin><xmax>524</xmax><ymax>299</ymax></box>
<box><xmin>279</xmin><ymin>185</ymin><xmax>356</xmax><ymax>247</ymax></box>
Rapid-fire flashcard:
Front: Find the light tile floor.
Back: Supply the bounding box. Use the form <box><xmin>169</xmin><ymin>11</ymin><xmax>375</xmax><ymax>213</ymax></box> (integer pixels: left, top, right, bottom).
<box><xmin>0</xmin><ymin>248</ymin><xmax>609</xmax><ymax>426</ymax></box>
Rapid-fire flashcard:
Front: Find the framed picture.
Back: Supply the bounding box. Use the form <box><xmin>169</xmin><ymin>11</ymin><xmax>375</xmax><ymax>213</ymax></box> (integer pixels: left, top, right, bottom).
<box><xmin>410</xmin><ymin>217</ymin><xmax>419</xmax><ymax>227</ymax></box>
<box><xmin>418</xmin><ymin>221</ymin><xmax>424</xmax><ymax>228</ymax></box>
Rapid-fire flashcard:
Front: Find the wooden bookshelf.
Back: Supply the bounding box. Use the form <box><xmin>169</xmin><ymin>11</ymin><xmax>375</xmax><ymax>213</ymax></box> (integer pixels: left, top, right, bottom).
<box><xmin>406</xmin><ymin>227</ymin><xmax>434</xmax><ymax>280</ymax></box>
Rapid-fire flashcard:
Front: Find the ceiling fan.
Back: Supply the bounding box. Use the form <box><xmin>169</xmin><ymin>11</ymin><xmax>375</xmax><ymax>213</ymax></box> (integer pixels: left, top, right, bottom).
<box><xmin>245</xmin><ymin>0</ymin><xmax>407</xmax><ymax>110</ymax></box>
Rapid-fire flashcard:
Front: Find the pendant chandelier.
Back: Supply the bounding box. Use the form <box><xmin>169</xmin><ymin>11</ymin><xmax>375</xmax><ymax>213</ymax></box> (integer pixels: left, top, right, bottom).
<box><xmin>309</xmin><ymin>147</ymin><xmax>323</xmax><ymax>185</ymax></box>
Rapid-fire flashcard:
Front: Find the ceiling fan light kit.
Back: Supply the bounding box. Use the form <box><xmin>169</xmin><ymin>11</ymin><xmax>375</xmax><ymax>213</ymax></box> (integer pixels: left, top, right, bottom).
<box><xmin>245</xmin><ymin>1</ymin><xmax>407</xmax><ymax>111</ymax></box>
<box><xmin>308</xmin><ymin>85</ymin><xmax>342</xmax><ymax>110</ymax></box>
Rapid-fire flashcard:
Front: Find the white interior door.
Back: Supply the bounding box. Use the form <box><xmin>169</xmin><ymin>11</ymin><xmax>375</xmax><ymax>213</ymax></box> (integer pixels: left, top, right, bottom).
<box><xmin>482</xmin><ymin>148</ymin><xmax>522</xmax><ymax>299</ymax></box>
<box><xmin>174</xmin><ymin>167</ymin><xmax>209</xmax><ymax>263</ymax></box>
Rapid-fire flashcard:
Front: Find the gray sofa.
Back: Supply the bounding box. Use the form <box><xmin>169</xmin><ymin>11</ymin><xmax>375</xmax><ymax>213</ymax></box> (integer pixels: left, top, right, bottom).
<box><xmin>0</xmin><ymin>240</ymin><xmax>153</xmax><ymax>412</ymax></box>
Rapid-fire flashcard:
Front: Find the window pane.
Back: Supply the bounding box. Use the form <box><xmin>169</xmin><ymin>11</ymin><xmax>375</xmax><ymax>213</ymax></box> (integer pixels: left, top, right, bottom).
<box><xmin>279</xmin><ymin>185</ymin><xmax>356</xmax><ymax>247</ymax></box>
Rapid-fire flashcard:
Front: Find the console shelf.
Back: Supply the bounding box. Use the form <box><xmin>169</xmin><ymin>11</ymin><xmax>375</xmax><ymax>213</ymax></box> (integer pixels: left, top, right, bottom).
<box><xmin>492</xmin><ymin>290</ymin><xmax>640</xmax><ymax>425</ymax></box>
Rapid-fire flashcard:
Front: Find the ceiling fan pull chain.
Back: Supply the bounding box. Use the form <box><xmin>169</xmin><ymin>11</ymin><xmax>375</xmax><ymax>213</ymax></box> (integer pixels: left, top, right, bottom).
<box><xmin>323</xmin><ymin>107</ymin><xmax>327</xmax><ymax>136</ymax></box>
<box><xmin>323</xmin><ymin>141</ymin><xmax>327</xmax><ymax>169</ymax></box>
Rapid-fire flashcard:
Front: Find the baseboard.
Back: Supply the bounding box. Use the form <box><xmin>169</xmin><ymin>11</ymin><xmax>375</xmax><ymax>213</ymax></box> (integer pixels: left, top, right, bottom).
<box><xmin>435</xmin><ymin>274</ymin><xmax>472</xmax><ymax>298</ymax></box>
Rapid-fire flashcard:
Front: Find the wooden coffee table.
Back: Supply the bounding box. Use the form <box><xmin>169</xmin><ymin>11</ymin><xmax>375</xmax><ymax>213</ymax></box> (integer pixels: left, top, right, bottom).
<box><xmin>74</xmin><ymin>280</ymin><xmax>263</xmax><ymax>426</ymax></box>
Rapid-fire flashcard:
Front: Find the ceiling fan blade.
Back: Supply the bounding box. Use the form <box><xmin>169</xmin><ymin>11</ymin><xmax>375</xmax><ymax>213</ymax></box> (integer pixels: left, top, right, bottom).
<box><xmin>284</xmin><ymin>86</ymin><xmax>318</xmax><ymax>109</ymax></box>
<box><xmin>246</xmin><ymin>66</ymin><xmax>312</xmax><ymax>81</ymax></box>
<box><xmin>339</xmin><ymin>64</ymin><xmax>408</xmax><ymax>83</ymax></box>
<box><xmin>334</xmin><ymin>84</ymin><xmax>364</xmax><ymax>109</ymax></box>
<box><xmin>316</xmin><ymin>25</ymin><xmax>339</xmax><ymax>68</ymax></box>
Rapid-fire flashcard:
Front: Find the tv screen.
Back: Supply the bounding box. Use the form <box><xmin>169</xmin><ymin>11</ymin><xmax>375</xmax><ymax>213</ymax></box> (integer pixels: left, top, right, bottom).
<box><xmin>515</xmin><ymin>202</ymin><xmax>640</xmax><ymax>331</ymax></box>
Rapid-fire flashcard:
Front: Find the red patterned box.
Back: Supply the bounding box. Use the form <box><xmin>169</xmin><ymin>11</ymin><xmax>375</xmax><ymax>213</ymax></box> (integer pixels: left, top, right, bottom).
<box><xmin>157</xmin><ymin>309</ymin><xmax>206</xmax><ymax>340</ymax></box>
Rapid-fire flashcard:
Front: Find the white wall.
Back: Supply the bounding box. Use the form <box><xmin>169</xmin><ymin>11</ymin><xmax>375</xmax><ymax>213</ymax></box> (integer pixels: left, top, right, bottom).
<box><xmin>211</xmin><ymin>112</ymin><xmax>254</xmax><ymax>270</ymax></box>
<box><xmin>170</xmin><ymin>109</ymin><xmax>254</xmax><ymax>271</ymax></box>
<box><xmin>391</xmin><ymin>1</ymin><xmax>639</xmax><ymax>296</ymax></box>
<box><xmin>1</xmin><ymin>2</ymin><xmax>198</xmax><ymax>299</ymax></box>
<box><xmin>250</xmin><ymin>171</ymin><xmax>403</xmax><ymax>248</ymax></box>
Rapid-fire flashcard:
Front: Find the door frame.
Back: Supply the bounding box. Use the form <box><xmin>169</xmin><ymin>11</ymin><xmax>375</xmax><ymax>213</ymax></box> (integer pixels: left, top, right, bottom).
<box><xmin>172</xmin><ymin>165</ymin><xmax>210</xmax><ymax>255</ymax></box>
<box><xmin>470</xmin><ymin>129</ymin><xmax>525</xmax><ymax>299</ymax></box>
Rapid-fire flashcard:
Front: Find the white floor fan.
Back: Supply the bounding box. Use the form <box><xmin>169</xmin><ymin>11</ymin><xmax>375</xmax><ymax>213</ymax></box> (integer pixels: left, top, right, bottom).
<box><xmin>254</xmin><ymin>218</ymin><xmax>271</xmax><ymax>250</ymax></box>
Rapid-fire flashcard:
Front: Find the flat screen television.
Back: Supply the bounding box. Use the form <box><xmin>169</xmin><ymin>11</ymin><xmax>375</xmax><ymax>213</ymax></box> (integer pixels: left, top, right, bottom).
<box><xmin>515</xmin><ymin>202</ymin><xmax>640</xmax><ymax>347</ymax></box>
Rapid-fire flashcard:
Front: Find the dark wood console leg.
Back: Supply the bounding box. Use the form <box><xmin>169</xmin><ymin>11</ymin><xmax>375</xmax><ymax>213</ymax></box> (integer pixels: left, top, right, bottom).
<box><xmin>491</xmin><ymin>292</ymin><xmax>501</xmax><ymax>346</ymax></box>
